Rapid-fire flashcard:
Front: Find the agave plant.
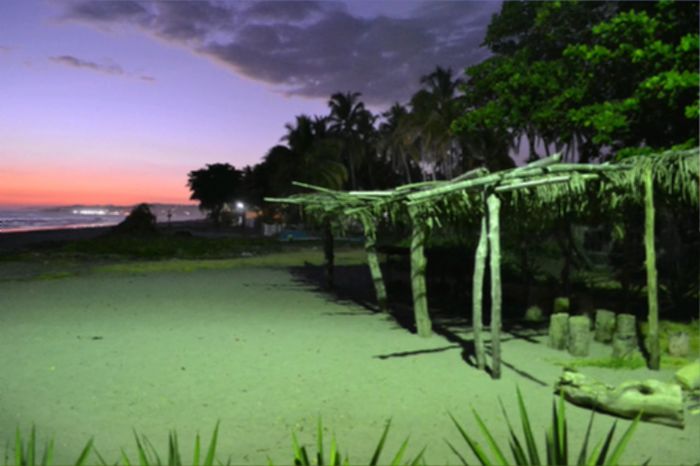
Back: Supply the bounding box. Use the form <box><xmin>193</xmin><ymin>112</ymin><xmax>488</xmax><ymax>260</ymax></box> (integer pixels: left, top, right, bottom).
<box><xmin>3</xmin><ymin>425</ymin><xmax>92</xmax><ymax>466</ymax></box>
<box><xmin>446</xmin><ymin>387</ymin><xmax>645</xmax><ymax>466</ymax></box>
<box><xmin>103</xmin><ymin>421</ymin><xmax>225</xmax><ymax>466</ymax></box>
<box><xmin>283</xmin><ymin>418</ymin><xmax>426</xmax><ymax>466</ymax></box>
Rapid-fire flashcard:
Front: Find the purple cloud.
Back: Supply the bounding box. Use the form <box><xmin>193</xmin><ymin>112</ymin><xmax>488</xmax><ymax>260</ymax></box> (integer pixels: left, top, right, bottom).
<box><xmin>63</xmin><ymin>0</ymin><xmax>500</xmax><ymax>104</ymax></box>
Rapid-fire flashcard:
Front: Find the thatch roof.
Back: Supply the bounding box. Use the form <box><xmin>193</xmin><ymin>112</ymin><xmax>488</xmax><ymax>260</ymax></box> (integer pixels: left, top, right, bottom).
<box><xmin>265</xmin><ymin>148</ymin><xmax>699</xmax><ymax>228</ymax></box>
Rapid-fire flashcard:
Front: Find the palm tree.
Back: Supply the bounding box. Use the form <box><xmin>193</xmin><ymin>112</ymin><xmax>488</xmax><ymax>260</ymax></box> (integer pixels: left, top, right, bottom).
<box><xmin>328</xmin><ymin>92</ymin><xmax>370</xmax><ymax>189</ymax></box>
<box><xmin>282</xmin><ymin>115</ymin><xmax>347</xmax><ymax>190</ymax></box>
<box><xmin>408</xmin><ymin>66</ymin><xmax>465</xmax><ymax>179</ymax></box>
<box><xmin>379</xmin><ymin>103</ymin><xmax>421</xmax><ymax>183</ymax></box>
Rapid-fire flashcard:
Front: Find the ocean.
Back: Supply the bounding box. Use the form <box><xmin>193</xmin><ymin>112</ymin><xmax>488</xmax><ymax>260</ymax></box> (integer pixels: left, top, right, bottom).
<box><xmin>0</xmin><ymin>205</ymin><xmax>205</xmax><ymax>233</ymax></box>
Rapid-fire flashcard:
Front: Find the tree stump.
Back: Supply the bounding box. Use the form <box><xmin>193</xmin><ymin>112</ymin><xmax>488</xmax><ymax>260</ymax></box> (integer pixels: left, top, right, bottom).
<box><xmin>612</xmin><ymin>313</ymin><xmax>638</xmax><ymax>358</ymax></box>
<box><xmin>594</xmin><ymin>309</ymin><xmax>616</xmax><ymax>343</ymax></box>
<box><xmin>524</xmin><ymin>305</ymin><xmax>544</xmax><ymax>322</ymax></box>
<box><xmin>553</xmin><ymin>296</ymin><xmax>570</xmax><ymax>314</ymax></box>
<box><xmin>549</xmin><ymin>312</ymin><xmax>569</xmax><ymax>350</ymax></box>
<box><xmin>568</xmin><ymin>315</ymin><xmax>592</xmax><ymax>356</ymax></box>
<box><xmin>668</xmin><ymin>332</ymin><xmax>690</xmax><ymax>357</ymax></box>
<box><xmin>555</xmin><ymin>368</ymin><xmax>684</xmax><ymax>428</ymax></box>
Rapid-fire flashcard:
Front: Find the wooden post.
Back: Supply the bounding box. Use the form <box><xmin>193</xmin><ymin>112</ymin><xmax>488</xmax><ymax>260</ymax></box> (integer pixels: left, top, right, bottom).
<box><xmin>323</xmin><ymin>219</ymin><xmax>334</xmax><ymax>290</ymax></box>
<box><xmin>362</xmin><ymin>220</ymin><xmax>388</xmax><ymax>311</ymax></box>
<box><xmin>472</xmin><ymin>215</ymin><xmax>488</xmax><ymax>370</ymax></box>
<box><xmin>594</xmin><ymin>309</ymin><xmax>616</xmax><ymax>343</ymax></box>
<box><xmin>549</xmin><ymin>313</ymin><xmax>570</xmax><ymax>350</ymax></box>
<box><xmin>644</xmin><ymin>167</ymin><xmax>660</xmax><ymax>370</ymax></box>
<box><xmin>409</xmin><ymin>209</ymin><xmax>432</xmax><ymax>337</ymax></box>
<box><xmin>568</xmin><ymin>315</ymin><xmax>592</xmax><ymax>356</ymax></box>
<box><xmin>487</xmin><ymin>194</ymin><xmax>502</xmax><ymax>379</ymax></box>
<box><xmin>613</xmin><ymin>313</ymin><xmax>639</xmax><ymax>359</ymax></box>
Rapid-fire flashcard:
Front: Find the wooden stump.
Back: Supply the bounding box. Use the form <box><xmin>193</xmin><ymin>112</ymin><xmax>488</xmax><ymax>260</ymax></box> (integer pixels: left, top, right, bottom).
<box><xmin>612</xmin><ymin>313</ymin><xmax>638</xmax><ymax>359</ymax></box>
<box><xmin>524</xmin><ymin>305</ymin><xmax>544</xmax><ymax>322</ymax></box>
<box><xmin>568</xmin><ymin>315</ymin><xmax>592</xmax><ymax>356</ymax></box>
<box><xmin>549</xmin><ymin>312</ymin><xmax>569</xmax><ymax>350</ymax></box>
<box><xmin>555</xmin><ymin>368</ymin><xmax>684</xmax><ymax>428</ymax></box>
<box><xmin>594</xmin><ymin>309</ymin><xmax>616</xmax><ymax>343</ymax></box>
<box><xmin>668</xmin><ymin>332</ymin><xmax>690</xmax><ymax>357</ymax></box>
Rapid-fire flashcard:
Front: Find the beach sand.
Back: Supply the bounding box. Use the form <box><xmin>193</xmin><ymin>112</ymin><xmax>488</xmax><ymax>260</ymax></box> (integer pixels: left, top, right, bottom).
<box><xmin>0</xmin><ymin>260</ymin><xmax>698</xmax><ymax>465</ymax></box>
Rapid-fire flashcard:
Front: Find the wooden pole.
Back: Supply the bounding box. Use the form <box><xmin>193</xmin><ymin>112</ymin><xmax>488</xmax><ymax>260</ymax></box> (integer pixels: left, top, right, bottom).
<box><xmin>323</xmin><ymin>219</ymin><xmax>334</xmax><ymax>290</ymax></box>
<box><xmin>362</xmin><ymin>220</ymin><xmax>388</xmax><ymax>311</ymax></box>
<box><xmin>487</xmin><ymin>193</ymin><xmax>503</xmax><ymax>379</ymax></box>
<box><xmin>644</xmin><ymin>167</ymin><xmax>660</xmax><ymax>370</ymax></box>
<box><xmin>471</xmin><ymin>214</ymin><xmax>488</xmax><ymax>370</ymax></box>
<box><xmin>409</xmin><ymin>210</ymin><xmax>432</xmax><ymax>337</ymax></box>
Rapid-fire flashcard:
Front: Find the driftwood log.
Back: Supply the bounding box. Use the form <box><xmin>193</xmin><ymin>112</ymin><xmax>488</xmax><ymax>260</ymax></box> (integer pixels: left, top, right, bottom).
<box><xmin>555</xmin><ymin>368</ymin><xmax>684</xmax><ymax>428</ymax></box>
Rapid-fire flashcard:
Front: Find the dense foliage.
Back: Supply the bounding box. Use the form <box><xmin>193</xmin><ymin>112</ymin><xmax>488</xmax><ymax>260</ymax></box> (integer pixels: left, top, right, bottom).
<box><xmin>452</xmin><ymin>0</ymin><xmax>699</xmax><ymax>162</ymax></box>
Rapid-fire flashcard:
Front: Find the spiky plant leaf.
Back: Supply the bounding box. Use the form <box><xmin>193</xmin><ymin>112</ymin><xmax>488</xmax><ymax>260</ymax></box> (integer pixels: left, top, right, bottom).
<box><xmin>192</xmin><ymin>432</ymin><xmax>200</xmax><ymax>466</ymax></box>
<box><xmin>203</xmin><ymin>421</ymin><xmax>219</xmax><ymax>466</ymax></box>
<box><xmin>516</xmin><ymin>387</ymin><xmax>541</xmax><ymax>466</ymax></box>
<box><xmin>576</xmin><ymin>411</ymin><xmax>596</xmax><ymax>466</ymax></box>
<box><xmin>604</xmin><ymin>415</ymin><xmax>641</xmax><ymax>466</ymax></box>
<box><xmin>73</xmin><ymin>438</ymin><xmax>94</xmax><ymax>466</ymax></box>
<box><xmin>449</xmin><ymin>412</ymin><xmax>492</xmax><ymax>465</ymax></box>
<box><xmin>444</xmin><ymin>439</ymin><xmax>469</xmax><ymax>466</ymax></box>
<box><xmin>471</xmin><ymin>408</ymin><xmax>509</xmax><ymax>465</ymax></box>
<box><xmin>368</xmin><ymin>419</ymin><xmax>391</xmax><ymax>466</ymax></box>
<box><xmin>316</xmin><ymin>418</ymin><xmax>323</xmax><ymax>466</ymax></box>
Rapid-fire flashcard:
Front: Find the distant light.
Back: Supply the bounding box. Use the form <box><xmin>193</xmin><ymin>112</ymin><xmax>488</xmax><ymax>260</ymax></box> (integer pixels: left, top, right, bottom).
<box><xmin>235</xmin><ymin>201</ymin><xmax>245</xmax><ymax>210</ymax></box>
<box><xmin>73</xmin><ymin>208</ymin><xmax>107</xmax><ymax>215</ymax></box>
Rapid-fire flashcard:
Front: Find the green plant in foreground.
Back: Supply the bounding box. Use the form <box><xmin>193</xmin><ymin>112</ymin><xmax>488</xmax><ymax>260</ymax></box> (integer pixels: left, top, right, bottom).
<box><xmin>105</xmin><ymin>421</ymin><xmax>225</xmax><ymax>466</ymax></box>
<box><xmin>6</xmin><ymin>393</ymin><xmax>645</xmax><ymax>466</ymax></box>
<box><xmin>285</xmin><ymin>418</ymin><xmax>425</xmax><ymax>466</ymax></box>
<box><xmin>447</xmin><ymin>387</ymin><xmax>645</xmax><ymax>466</ymax></box>
<box><xmin>3</xmin><ymin>425</ymin><xmax>92</xmax><ymax>466</ymax></box>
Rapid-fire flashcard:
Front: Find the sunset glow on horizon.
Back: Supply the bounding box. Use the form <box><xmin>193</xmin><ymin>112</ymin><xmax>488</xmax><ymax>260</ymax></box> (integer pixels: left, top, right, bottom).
<box><xmin>1</xmin><ymin>0</ymin><xmax>499</xmax><ymax>207</ymax></box>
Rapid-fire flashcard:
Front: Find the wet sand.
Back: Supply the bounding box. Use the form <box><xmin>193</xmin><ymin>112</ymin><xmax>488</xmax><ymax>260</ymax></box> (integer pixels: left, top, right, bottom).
<box><xmin>0</xmin><ymin>263</ymin><xmax>698</xmax><ymax>465</ymax></box>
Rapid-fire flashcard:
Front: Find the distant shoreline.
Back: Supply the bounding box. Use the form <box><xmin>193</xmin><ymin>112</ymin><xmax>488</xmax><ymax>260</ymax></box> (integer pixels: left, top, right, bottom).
<box><xmin>0</xmin><ymin>219</ymin><xmax>214</xmax><ymax>252</ymax></box>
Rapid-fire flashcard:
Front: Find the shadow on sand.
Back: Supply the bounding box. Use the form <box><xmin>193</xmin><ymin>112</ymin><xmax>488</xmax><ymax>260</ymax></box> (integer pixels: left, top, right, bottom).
<box><xmin>288</xmin><ymin>262</ymin><xmax>549</xmax><ymax>385</ymax></box>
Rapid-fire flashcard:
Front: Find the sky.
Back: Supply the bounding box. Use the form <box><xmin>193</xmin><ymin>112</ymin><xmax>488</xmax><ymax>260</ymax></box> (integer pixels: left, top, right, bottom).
<box><xmin>0</xmin><ymin>0</ymin><xmax>502</xmax><ymax>207</ymax></box>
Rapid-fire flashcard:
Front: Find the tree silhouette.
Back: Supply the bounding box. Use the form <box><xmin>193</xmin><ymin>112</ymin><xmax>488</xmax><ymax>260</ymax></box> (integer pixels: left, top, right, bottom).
<box><xmin>328</xmin><ymin>91</ymin><xmax>372</xmax><ymax>189</ymax></box>
<box><xmin>187</xmin><ymin>163</ymin><xmax>241</xmax><ymax>225</ymax></box>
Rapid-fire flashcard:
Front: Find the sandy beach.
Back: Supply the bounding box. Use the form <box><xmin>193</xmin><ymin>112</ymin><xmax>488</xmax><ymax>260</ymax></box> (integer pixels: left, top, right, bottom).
<box><xmin>1</xmin><ymin>253</ymin><xmax>698</xmax><ymax>465</ymax></box>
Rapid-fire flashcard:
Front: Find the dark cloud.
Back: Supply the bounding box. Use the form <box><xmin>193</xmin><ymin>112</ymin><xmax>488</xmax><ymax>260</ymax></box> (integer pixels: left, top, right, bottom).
<box><xmin>68</xmin><ymin>0</ymin><xmax>153</xmax><ymax>25</ymax></box>
<box><xmin>49</xmin><ymin>54</ymin><xmax>155</xmax><ymax>82</ymax></box>
<box><xmin>63</xmin><ymin>0</ymin><xmax>501</xmax><ymax>105</ymax></box>
<box><xmin>50</xmin><ymin>55</ymin><xmax>124</xmax><ymax>75</ymax></box>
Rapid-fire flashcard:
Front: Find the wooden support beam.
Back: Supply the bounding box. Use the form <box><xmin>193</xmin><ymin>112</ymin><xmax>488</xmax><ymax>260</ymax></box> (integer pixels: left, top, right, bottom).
<box><xmin>487</xmin><ymin>193</ymin><xmax>503</xmax><ymax>379</ymax></box>
<box><xmin>472</xmin><ymin>214</ymin><xmax>488</xmax><ymax>370</ymax></box>
<box><xmin>409</xmin><ymin>209</ymin><xmax>432</xmax><ymax>337</ymax></box>
<box><xmin>362</xmin><ymin>221</ymin><xmax>388</xmax><ymax>312</ymax></box>
<box><xmin>323</xmin><ymin>219</ymin><xmax>334</xmax><ymax>290</ymax></box>
<box><xmin>644</xmin><ymin>167</ymin><xmax>660</xmax><ymax>370</ymax></box>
